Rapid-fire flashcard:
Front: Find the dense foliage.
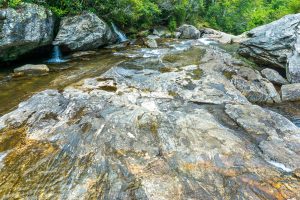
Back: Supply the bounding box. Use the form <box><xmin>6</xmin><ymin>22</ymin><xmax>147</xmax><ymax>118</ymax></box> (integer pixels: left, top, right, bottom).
<box><xmin>1</xmin><ymin>0</ymin><xmax>300</xmax><ymax>34</ymax></box>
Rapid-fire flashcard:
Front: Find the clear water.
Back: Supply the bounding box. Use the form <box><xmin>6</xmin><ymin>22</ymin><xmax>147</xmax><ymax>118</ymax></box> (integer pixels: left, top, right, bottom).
<box><xmin>267</xmin><ymin>160</ymin><xmax>293</xmax><ymax>172</ymax></box>
<box><xmin>47</xmin><ymin>46</ymin><xmax>68</xmax><ymax>63</ymax></box>
<box><xmin>111</xmin><ymin>22</ymin><xmax>128</xmax><ymax>42</ymax></box>
<box><xmin>0</xmin><ymin>48</ymin><xmax>127</xmax><ymax>116</ymax></box>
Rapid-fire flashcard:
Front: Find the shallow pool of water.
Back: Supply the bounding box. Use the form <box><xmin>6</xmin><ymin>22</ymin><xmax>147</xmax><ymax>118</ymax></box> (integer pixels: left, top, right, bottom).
<box><xmin>0</xmin><ymin>49</ymin><xmax>127</xmax><ymax>116</ymax></box>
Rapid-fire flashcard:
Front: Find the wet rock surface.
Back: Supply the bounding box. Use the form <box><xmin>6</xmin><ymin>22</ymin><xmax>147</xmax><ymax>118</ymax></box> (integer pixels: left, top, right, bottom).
<box><xmin>53</xmin><ymin>12</ymin><xmax>113</xmax><ymax>51</ymax></box>
<box><xmin>238</xmin><ymin>14</ymin><xmax>300</xmax><ymax>83</ymax></box>
<box><xmin>0</xmin><ymin>39</ymin><xmax>299</xmax><ymax>199</ymax></box>
<box><xmin>14</xmin><ymin>64</ymin><xmax>49</xmax><ymax>75</ymax></box>
<box><xmin>0</xmin><ymin>3</ymin><xmax>54</xmax><ymax>61</ymax></box>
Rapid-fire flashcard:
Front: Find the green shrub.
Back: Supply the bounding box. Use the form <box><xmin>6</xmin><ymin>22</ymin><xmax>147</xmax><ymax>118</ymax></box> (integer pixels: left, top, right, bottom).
<box><xmin>0</xmin><ymin>0</ymin><xmax>22</xmax><ymax>8</ymax></box>
<box><xmin>1</xmin><ymin>0</ymin><xmax>300</xmax><ymax>35</ymax></box>
<box><xmin>168</xmin><ymin>17</ymin><xmax>177</xmax><ymax>32</ymax></box>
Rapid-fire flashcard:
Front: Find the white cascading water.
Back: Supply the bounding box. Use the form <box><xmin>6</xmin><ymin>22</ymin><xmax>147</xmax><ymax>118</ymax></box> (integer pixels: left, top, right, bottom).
<box><xmin>111</xmin><ymin>22</ymin><xmax>128</xmax><ymax>42</ymax></box>
<box><xmin>47</xmin><ymin>46</ymin><xmax>67</xmax><ymax>63</ymax></box>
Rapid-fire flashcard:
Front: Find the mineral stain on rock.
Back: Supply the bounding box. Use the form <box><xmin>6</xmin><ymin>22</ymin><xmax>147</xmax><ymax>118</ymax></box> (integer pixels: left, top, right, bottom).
<box><xmin>0</xmin><ymin>39</ymin><xmax>299</xmax><ymax>199</ymax></box>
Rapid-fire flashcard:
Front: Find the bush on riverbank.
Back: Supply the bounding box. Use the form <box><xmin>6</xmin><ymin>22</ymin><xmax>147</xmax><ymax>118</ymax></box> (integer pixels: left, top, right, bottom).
<box><xmin>1</xmin><ymin>0</ymin><xmax>300</xmax><ymax>35</ymax></box>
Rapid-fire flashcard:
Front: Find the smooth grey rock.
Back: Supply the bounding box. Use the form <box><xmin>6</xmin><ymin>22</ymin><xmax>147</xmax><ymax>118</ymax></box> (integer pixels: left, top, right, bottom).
<box><xmin>14</xmin><ymin>64</ymin><xmax>49</xmax><ymax>75</ymax></box>
<box><xmin>287</xmin><ymin>26</ymin><xmax>300</xmax><ymax>83</ymax></box>
<box><xmin>238</xmin><ymin>14</ymin><xmax>300</xmax><ymax>83</ymax></box>
<box><xmin>53</xmin><ymin>12</ymin><xmax>113</xmax><ymax>51</ymax></box>
<box><xmin>200</xmin><ymin>27</ymin><xmax>247</xmax><ymax>44</ymax></box>
<box><xmin>177</xmin><ymin>24</ymin><xmax>200</xmax><ymax>39</ymax></box>
<box><xmin>0</xmin><ymin>3</ymin><xmax>54</xmax><ymax>61</ymax></box>
<box><xmin>71</xmin><ymin>51</ymin><xmax>97</xmax><ymax>58</ymax></box>
<box><xmin>144</xmin><ymin>38</ymin><xmax>158</xmax><ymax>48</ymax></box>
<box><xmin>261</xmin><ymin>68</ymin><xmax>288</xmax><ymax>85</ymax></box>
<box><xmin>225</xmin><ymin>104</ymin><xmax>300</xmax><ymax>171</ymax></box>
<box><xmin>146</xmin><ymin>35</ymin><xmax>160</xmax><ymax>40</ymax></box>
<box><xmin>281</xmin><ymin>83</ymin><xmax>300</xmax><ymax>102</ymax></box>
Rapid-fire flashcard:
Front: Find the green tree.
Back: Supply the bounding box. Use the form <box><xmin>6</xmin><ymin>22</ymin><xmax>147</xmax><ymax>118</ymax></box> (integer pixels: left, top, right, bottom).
<box><xmin>2</xmin><ymin>0</ymin><xmax>300</xmax><ymax>34</ymax></box>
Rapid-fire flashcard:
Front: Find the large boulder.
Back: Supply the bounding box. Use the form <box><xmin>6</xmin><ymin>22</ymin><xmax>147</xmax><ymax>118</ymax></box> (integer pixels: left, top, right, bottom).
<box><xmin>53</xmin><ymin>12</ymin><xmax>114</xmax><ymax>51</ymax></box>
<box><xmin>177</xmin><ymin>24</ymin><xmax>200</xmax><ymax>39</ymax></box>
<box><xmin>238</xmin><ymin>14</ymin><xmax>300</xmax><ymax>83</ymax></box>
<box><xmin>0</xmin><ymin>3</ymin><xmax>54</xmax><ymax>62</ymax></box>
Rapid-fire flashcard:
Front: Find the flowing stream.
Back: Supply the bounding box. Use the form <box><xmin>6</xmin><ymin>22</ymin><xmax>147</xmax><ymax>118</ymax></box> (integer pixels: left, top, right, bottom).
<box><xmin>0</xmin><ymin>47</ymin><xmax>127</xmax><ymax>116</ymax></box>
<box><xmin>47</xmin><ymin>46</ymin><xmax>67</xmax><ymax>63</ymax></box>
<box><xmin>111</xmin><ymin>22</ymin><xmax>128</xmax><ymax>42</ymax></box>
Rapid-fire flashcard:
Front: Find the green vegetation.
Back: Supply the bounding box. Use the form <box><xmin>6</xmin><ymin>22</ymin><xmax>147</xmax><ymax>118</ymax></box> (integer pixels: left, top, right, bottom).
<box><xmin>1</xmin><ymin>0</ymin><xmax>300</xmax><ymax>34</ymax></box>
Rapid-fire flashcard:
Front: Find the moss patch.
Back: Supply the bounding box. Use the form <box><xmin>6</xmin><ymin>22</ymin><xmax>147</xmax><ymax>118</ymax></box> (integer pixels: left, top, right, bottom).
<box><xmin>168</xmin><ymin>91</ymin><xmax>178</xmax><ymax>97</ymax></box>
<box><xmin>159</xmin><ymin>67</ymin><xmax>173</xmax><ymax>73</ymax></box>
<box><xmin>0</xmin><ymin>127</ymin><xmax>27</xmax><ymax>152</ymax></box>
<box><xmin>99</xmin><ymin>85</ymin><xmax>117</xmax><ymax>92</ymax></box>
<box><xmin>223</xmin><ymin>71</ymin><xmax>236</xmax><ymax>79</ymax></box>
<box><xmin>163</xmin><ymin>47</ymin><xmax>206</xmax><ymax>67</ymax></box>
<box><xmin>0</xmin><ymin>140</ymin><xmax>71</xmax><ymax>198</ymax></box>
<box><xmin>191</xmin><ymin>68</ymin><xmax>203</xmax><ymax>80</ymax></box>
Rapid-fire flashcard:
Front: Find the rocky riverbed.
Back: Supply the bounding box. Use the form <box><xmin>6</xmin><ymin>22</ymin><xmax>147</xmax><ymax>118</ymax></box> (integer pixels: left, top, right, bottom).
<box><xmin>0</xmin><ymin>38</ymin><xmax>299</xmax><ymax>199</ymax></box>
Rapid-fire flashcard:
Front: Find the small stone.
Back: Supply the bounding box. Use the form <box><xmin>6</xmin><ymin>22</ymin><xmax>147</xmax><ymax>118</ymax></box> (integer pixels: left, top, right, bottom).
<box><xmin>294</xmin><ymin>168</ymin><xmax>300</xmax><ymax>178</ymax></box>
<box><xmin>71</xmin><ymin>51</ymin><xmax>96</xmax><ymax>58</ymax></box>
<box><xmin>261</xmin><ymin>68</ymin><xmax>288</xmax><ymax>85</ymax></box>
<box><xmin>14</xmin><ymin>64</ymin><xmax>49</xmax><ymax>75</ymax></box>
<box><xmin>146</xmin><ymin>35</ymin><xmax>160</xmax><ymax>40</ymax></box>
<box><xmin>281</xmin><ymin>83</ymin><xmax>300</xmax><ymax>102</ymax></box>
<box><xmin>144</xmin><ymin>38</ymin><xmax>158</xmax><ymax>48</ymax></box>
<box><xmin>11</xmin><ymin>72</ymin><xmax>25</xmax><ymax>78</ymax></box>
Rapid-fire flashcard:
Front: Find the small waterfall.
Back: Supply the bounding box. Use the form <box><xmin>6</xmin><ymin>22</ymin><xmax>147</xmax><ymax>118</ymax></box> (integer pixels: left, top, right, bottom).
<box><xmin>47</xmin><ymin>46</ymin><xmax>67</xmax><ymax>63</ymax></box>
<box><xmin>111</xmin><ymin>22</ymin><xmax>128</xmax><ymax>42</ymax></box>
